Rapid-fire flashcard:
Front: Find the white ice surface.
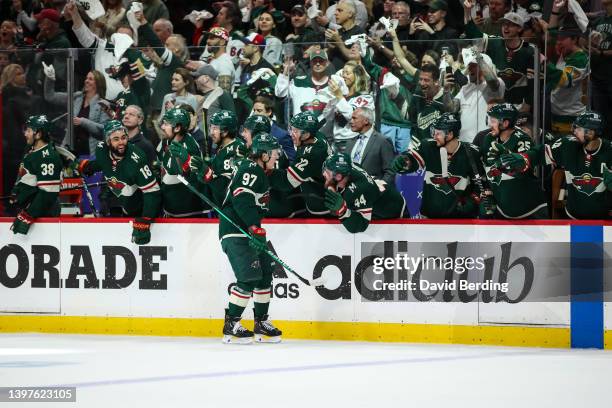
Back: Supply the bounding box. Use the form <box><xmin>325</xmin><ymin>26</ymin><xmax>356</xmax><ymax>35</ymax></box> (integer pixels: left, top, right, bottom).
<box><xmin>0</xmin><ymin>333</ymin><xmax>610</xmax><ymax>408</ymax></box>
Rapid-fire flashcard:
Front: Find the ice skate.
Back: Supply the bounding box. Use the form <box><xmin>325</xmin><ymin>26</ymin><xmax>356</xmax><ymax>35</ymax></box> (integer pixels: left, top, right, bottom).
<box><xmin>222</xmin><ymin>310</ymin><xmax>253</xmax><ymax>344</ymax></box>
<box><xmin>254</xmin><ymin>314</ymin><xmax>282</xmax><ymax>343</ymax></box>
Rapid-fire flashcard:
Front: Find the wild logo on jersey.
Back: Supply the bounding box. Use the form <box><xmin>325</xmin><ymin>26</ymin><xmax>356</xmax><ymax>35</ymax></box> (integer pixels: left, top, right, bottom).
<box><xmin>417</xmin><ymin>111</ymin><xmax>441</xmax><ymax>131</ymax></box>
<box><xmin>498</xmin><ymin>68</ymin><xmax>526</xmax><ymax>90</ymax></box>
<box><xmin>107</xmin><ymin>177</ymin><xmax>127</xmax><ymax>195</ymax></box>
<box><xmin>258</xmin><ymin>191</ymin><xmax>270</xmax><ymax>206</ymax></box>
<box><xmin>429</xmin><ymin>173</ymin><xmax>462</xmax><ymax>195</ymax></box>
<box><xmin>571</xmin><ymin>173</ymin><xmax>604</xmax><ymax>196</ymax></box>
<box><xmin>488</xmin><ymin>166</ymin><xmax>503</xmax><ymax>185</ymax></box>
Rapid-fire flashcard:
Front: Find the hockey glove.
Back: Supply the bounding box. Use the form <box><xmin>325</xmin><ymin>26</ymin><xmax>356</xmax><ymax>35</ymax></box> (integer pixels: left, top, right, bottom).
<box><xmin>248</xmin><ymin>226</ymin><xmax>268</xmax><ymax>253</ymax></box>
<box><xmin>603</xmin><ymin>165</ymin><xmax>612</xmax><ymax>190</ymax></box>
<box><xmin>190</xmin><ymin>156</ymin><xmax>214</xmax><ymax>182</ymax></box>
<box><xmin>71</xmin><ymin>159</ymin><xmax>94</xmax><ymax>177</ymax></box>
<box><xmin>391</xmin><ymin>155</ymin><xmax>410</xmax><ymax>173</ymax></box>
<box><xmin>324</xmin><ymin>189</ymin><xmax>348</xmax><ymax>217</ymax></box>
<box><xmin>500</xmin><ymin>153</ymin><xmax>530</xmax><ymax>173</ymax></box>
<box><xmin>132</xmin><ymin>217</ymin><xmax>152</xmax><ymax>245</ymax></box>
<box><xmin>169</xmin><ymin>141</ymin><xmax>194</xmax><ymax>173</ymax></box>
<box><xmin>479</xmin><ymin>193</ymin><xmax>497</xmax><ymax>219</ymax></box>
<box><xmin>11</xmin><ymin>210</ymin><xmax>34</xmax><ymax>235</ymax></box>
<box><xmin>486</xmin><ymin>142</ymin><xmax>509</xmax><ymax>166</ymax></box>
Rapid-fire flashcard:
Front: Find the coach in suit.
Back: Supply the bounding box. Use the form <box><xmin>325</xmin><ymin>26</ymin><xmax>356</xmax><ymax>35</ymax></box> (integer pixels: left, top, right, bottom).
<box><xmin>345</xmin><ymin>107</ymin><xmax>396</xmax><ymax>185</ymax></box>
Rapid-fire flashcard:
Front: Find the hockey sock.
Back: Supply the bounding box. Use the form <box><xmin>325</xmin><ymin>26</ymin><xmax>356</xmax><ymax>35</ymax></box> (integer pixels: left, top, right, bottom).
<box><xmin>253</xmin><ymin>287</ymin><xmax>272</xmax><ymax>317</ymax></box>
<box><xmin>228</xmin><ymin>285</ymin><xmax>252</xmax><ymax>317</ymax></box>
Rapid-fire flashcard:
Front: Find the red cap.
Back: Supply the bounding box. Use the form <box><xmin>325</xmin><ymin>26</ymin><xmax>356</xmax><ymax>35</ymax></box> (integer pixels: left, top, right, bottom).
<box><xmin>242</xmin><ymin>33</ymin><xmax>266</xmax><ymax>47</ymax></box>
<box><xmin>34</xmin><ymin>9</ymin><xmax>61</xmax><ymax>23</ymax></box>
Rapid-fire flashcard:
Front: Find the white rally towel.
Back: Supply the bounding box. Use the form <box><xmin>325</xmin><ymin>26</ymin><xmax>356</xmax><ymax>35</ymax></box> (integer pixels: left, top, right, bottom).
<box><xmin>568</xmin><ymin>0</ymin><xmax>589</xmax><ymax>32</ymax></box>
<box><xmin>125</xmin><ymin>2</ymin><xmax>144</xmax><ymax>46</ymax></box>
<box><xmin>184</xmin><ymin>10</ymin><xmax>214</xmax><ymax>25</ymax></box>
<box><xmin>77</xmin><ymin>0</ymin><xmax>105</xmax><ymax>20</ymax></box>
<box><xmin>110</xmin><ymin>33</ymin><xmax>134</xmax><ymax>61</ymax></box>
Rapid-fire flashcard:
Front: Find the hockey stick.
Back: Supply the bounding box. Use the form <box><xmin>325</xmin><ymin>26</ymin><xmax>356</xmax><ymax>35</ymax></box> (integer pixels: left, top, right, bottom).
<box><xmin>1</xmin><ymin>181</ymin><xmax>109</xmax><ymax>200</ymax></box>
<box><xmin>61</xmin><ymin>181</ymin><xmax>107</xmax><ymax>192</ymax></box>
<box><xmin>439</xmin><ymin>146</ymin><xmax>461</xmax><ymax>215</ymax></box>
<box><xmin>176</xmin><ymin>173</ymin><xmax>326</xmax><ymax>287</ymax></box>
<box><xmin>81</xmin><ymin>179</ymin><xmax>100</xmax><ymax>217</ymax></box>
<box><xmin>465</xmin><ymin>144</ymin><xmax>496</xmax><ymax>218</ymax></box>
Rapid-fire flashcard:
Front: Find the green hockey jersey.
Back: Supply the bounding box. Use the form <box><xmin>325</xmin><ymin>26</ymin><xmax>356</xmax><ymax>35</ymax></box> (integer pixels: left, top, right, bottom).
<box><xmin>219</xmin><ymin>159</ymin><xmax>270</xmax><ymax>241</ymax></box>
<box><xmin>403</xmin><ymin>140</ymin><xmax>483</xmax><ymax>218</ymax></box>
<box><xmin>337</xmin><ymin>165</ymin><xmax>407</xmax><ymax>233</ymax></box>
<box><xmin>267</xmin><ymin>150</ymin><xmax>305</xmax><ymax>218</ymax></box>
<box><xmin>209</xmin><ymin>138</ymin><xmax>248</xmax><ymax>206</ymax></box>
<box><xmin>157</xmin><ymin>134</ymin><xmax>209</xmax><ymax>217</ymax></box>
<box><xmin>409</xmin><ymin>89</ymin><xmax>446</xmax><ymax>146</ymax></box>
<box><xmin>89</xmin><ymin>142</ymin><xmax>161</xmax><ymax>217</ymax></box>
<box><xmin>531</xmin><ymin>136</ymin><xmax>611</xmax><ymax>219</ymax></box>
<box><xmin>269</xmin><ymin>136</ymin><xmax>332</xmax><ymax>215</ymax></box>
<box><xmin>12</xmin><ymin>143</ymin><xmax>63</xmax><ymax>217</ymax></box>
<box><xmin>480</xmin><ymin>129</ymin><xmax>547</xmax><ymax>218</ymax></box>
<box><xmin>465</xmin><ymin>21</ymin><xmax>535</xmax><ymax>107</ymax></box>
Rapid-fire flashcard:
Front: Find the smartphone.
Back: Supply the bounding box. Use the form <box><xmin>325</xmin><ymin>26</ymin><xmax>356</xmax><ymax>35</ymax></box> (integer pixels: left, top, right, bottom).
<box><xmin>446</xmin><ymin>66</ymin><xmax>452</xmax><ymax>75</ymax></box>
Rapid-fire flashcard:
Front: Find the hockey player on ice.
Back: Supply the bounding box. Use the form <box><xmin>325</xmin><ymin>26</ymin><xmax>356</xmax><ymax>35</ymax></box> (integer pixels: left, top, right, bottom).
<box><xmin>220</xmin><ymin>133</ymin><xmax>284</xmax><ymax>344</ymax></box>
<box><xmin>9</xmin><ymin>115</ymin><xmax>63</xmax><ymax>235</ymax></box>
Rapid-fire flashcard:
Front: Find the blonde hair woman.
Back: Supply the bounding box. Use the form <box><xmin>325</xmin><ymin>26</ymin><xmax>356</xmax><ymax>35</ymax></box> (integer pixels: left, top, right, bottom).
<box><xmin>324</xmin><ymin>60</ymin><xmax>374</xmax><ymax>149</ymax></box>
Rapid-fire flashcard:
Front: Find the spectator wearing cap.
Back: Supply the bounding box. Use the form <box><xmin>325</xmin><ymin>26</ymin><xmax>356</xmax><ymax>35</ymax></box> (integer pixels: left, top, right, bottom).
<box><xmin>464</xmin><ymin>1</ymin><xmax>536</xmax><ymax>113</ymax></box>
<box><xmin>276</xmin><ymin>48</ymin><xmax>331</xmax><ymax>119</ymax></box>
<box><xmin>475</xmin><ymin>0</ymin><xmax>510</xmax><ymax>37</ymax></box>
<box><xmin>449</xmin><ymin>49</ymin><xmax>505</xmax><ymax>143</ymax></box>
<box><xmin>411</xmin><ymin>0</ymin><xmax>459</xmax><ymax>58</ymax></box>
<box><xmin>238</xmin><ymin>32</ymin><xmax>275</xmax><ymax>86</ymax></box>
<box><xmin>286</xmin><ymin>5</ymin><xmax>315</xmax><ymax>49</ymax></box>
<box><xmin>323</xmin><ymin>0</ymin><xmax>366</xmax><ymax>70</ymax></box>
<box><xmin>188</xmin><ymin>27</ymin><xmax>236</xmax><ymax>93</ymax></box>
<box><xmin>255</xmin><ymin>10</ymin><xmax>283</xmax><ymax>67</ymax></box>
<box><xmin>545</xmin><ymin>25</ymin><xmax>589</xmax><ymax>136</ymax></box>
<box><xmin>194</xmin><ymin>63</ymin><xmax>235</xmax><ymax>141</ymax></box>
<box><xmin>25</xmin><ymin>8</ymin><xmax>70</xmax><ymax>92</ymax></box>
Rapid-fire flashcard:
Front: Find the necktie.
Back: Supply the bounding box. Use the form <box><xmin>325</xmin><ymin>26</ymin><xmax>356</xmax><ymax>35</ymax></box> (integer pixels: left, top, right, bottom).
<box><xmin>353</xmin><ymin>134</ymin><xmax>366</xmax><ymax>164</ymax></box>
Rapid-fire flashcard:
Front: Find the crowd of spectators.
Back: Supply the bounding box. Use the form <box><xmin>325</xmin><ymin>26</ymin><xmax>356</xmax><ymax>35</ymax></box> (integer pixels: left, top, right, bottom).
<box><xmin>1</xmin><ymin>0</ymin><xmax>611</xmax><ymax>219</ymax></box>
